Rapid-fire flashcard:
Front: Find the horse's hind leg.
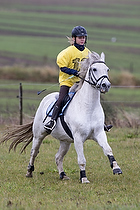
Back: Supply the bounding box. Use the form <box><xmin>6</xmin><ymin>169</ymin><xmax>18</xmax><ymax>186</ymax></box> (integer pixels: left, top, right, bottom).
<box><xmin>55</xmin><ymin>141</ymin><xmax>71</xmax><ymax>180</ymax></box>
<box><xmin>95</xmin><ymin>131</ymin><xmax>122</xmax><ymax>175</ymax></box>
<box><xmin>26</xmin><ymin>136</ymin><xmax>44</xmax><ymax>178</ymax></box>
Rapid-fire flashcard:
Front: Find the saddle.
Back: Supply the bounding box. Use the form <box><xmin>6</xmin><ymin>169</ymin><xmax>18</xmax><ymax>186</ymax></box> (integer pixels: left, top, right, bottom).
<box><xmin>44</xmin><ymin>92</ymin><xmax>75</xmax><ymax>139</ymax></box>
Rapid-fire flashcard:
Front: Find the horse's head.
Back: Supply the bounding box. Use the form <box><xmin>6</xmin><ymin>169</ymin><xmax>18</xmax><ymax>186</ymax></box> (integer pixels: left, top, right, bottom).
<box><xmin>86</xmin><ymin>52</ymin><xmax>111</xmax><ymax>93</ymax></box>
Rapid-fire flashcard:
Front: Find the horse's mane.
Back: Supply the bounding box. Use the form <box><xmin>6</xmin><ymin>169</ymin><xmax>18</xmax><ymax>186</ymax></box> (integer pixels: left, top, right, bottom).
<box><xmin>75</xmin><ymin>51</ymin><xmax>101</xmax><ymax>91</ymax></box>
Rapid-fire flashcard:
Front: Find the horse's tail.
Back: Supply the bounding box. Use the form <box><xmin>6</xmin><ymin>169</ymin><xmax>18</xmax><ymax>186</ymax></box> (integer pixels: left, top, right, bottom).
<box><xmin>0</xmin><ymin>121</ymin><xmax>33</xmax><ymax>153</ymax></box>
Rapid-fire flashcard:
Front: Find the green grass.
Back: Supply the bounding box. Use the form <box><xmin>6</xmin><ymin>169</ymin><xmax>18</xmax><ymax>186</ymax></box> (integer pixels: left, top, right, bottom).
<box><xmin>0</xmin><ymin>127</ymin><xmax>140</xmax><ymax>209</ymax></box>
<box><xmin>103</xmin><ymin>87</ymin><xmax>140</xmax><ymax>102</ymax></box>
<box><xmin>0</xmin><ymin>0</ymin><xmax>140</xmax><ymax>73</ymax></box>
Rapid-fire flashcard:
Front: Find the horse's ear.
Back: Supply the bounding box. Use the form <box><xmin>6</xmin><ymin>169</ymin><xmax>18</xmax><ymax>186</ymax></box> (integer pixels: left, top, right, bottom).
<box><xmin>101</xmin><ymin>52</ymin><xmax>105</xmax><ymax>62</ymax></box>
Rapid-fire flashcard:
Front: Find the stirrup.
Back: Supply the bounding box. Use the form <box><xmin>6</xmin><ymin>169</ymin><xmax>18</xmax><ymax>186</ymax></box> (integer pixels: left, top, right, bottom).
<box><xmin>104</xmin><ymin>124</ymin><xmax>113</xmax><ymax>132</ymax></box>
<box><xmin>44</xmin><ymin>119</ymin><xmax>56</xmax><ymax>133</ymax></box>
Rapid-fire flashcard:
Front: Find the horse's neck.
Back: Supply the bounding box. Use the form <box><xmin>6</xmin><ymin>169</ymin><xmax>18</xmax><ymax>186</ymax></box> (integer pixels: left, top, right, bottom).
<box><xmin>76</xmin><ymin>81</ymin><xmax>100</xmax><ymax>108</ymax></box>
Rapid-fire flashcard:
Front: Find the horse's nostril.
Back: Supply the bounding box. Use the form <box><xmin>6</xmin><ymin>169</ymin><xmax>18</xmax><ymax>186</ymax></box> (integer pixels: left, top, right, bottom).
<box><xmin>102</xmin><ymin>83</ymin><xmax>106</xmax><ymax>87</ymax></box>
<box><xmin>102</xmin><ymin>83</ymin><xmax>111</xmax><ymax>91</ymax></box>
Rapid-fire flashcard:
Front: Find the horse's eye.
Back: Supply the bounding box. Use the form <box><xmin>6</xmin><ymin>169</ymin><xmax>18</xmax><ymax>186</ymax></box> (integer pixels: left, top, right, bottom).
<box><xmin>93</xmin><ymin>68</ymin><xmax>97</xmax><ymax>71</ymax></box>
<box><xmin>107</xmin><ymin>68</ymin><xmax>110</xmax><ymax>72</ymax></box>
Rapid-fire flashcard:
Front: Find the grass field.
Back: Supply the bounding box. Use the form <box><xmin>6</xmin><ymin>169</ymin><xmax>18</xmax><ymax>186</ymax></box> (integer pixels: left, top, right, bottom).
<box><xmin>0</xmin><ymin>0</ymin><xmax>140</xmax><ymax>75</ymax></box>
<box><xmin>0</xmin><ymin>127</ymin><xmax>140</xmax><ymax>210</ymax></box>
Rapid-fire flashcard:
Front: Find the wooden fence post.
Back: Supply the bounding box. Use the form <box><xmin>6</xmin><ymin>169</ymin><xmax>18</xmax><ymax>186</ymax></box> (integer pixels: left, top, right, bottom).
<box><xmin>19</xmin><ymin>83</ymin><xmax>23</xmax><ymax>125</ymax></box>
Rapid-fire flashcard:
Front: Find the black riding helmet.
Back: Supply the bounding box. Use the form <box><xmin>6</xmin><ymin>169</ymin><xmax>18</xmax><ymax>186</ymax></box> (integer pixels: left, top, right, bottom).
<box><xmin>72</xmin><ymin>26</ymin><xmax>88</xmax><ymax>44</ymax></box>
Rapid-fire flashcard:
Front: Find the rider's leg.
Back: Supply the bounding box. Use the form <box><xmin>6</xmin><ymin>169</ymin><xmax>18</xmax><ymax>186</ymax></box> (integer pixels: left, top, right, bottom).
<box><xmin>44</xmin><ymin>105</ymin><xmax>61</xmax><ymax>132</ymax></box>
<box><xmin>44</xmin><ymin>85</ymin><xmax>70</xmax><ymax>133</ymax></box>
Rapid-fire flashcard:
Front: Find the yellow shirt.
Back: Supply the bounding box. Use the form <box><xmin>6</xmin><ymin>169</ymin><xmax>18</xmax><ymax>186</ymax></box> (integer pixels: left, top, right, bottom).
<box><xmin>57</xmin><ymin>45</ymin><xmax>90</xmax><ymax>87</ymax></box>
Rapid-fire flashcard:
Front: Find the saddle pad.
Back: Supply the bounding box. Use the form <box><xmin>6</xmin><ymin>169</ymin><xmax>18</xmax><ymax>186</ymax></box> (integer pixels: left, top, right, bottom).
<box><xmin>46</xmin><ymin>92</ymin><xmax>75</xmax><ymax>117</ymax></box>
<box><xmin>46</xmin><ymin>100</ymin><xmax>56</xmax><ymax>117</ymax></box>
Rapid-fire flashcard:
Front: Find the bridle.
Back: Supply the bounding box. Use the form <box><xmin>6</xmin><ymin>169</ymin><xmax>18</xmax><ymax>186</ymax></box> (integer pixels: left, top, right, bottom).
<box><xmin>79</xmin><ymin>61</ymin><xmax>110</xmax><ymax>91</ymax></box>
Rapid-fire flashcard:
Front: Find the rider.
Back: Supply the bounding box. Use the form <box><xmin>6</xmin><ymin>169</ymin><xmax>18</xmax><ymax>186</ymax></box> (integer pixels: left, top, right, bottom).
<box><xmin>44</xmin><ymin>26</ymin><xmax>112</xmax><ymax>133</ymax></box>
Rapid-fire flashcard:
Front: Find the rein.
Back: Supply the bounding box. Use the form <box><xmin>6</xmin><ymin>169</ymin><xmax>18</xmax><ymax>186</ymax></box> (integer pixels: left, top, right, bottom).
<box><xmin>79</xmin><ymin>60</ymin><xmax>110</xmax><ymax>90</ymax></box>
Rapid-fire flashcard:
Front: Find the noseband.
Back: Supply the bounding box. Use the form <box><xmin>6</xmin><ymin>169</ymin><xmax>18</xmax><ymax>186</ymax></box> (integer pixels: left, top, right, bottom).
<box><xmin>79</xmin><ymin>61</ymin><xmax>110</xmax><ymax>90</ymax></box>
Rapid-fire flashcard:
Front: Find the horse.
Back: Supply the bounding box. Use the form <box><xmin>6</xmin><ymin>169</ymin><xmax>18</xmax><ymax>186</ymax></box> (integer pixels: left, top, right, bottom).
<box><xmin>1</xmin><ymin>51</ymin><xmax>122</xmax><ymax>183</ymax></box>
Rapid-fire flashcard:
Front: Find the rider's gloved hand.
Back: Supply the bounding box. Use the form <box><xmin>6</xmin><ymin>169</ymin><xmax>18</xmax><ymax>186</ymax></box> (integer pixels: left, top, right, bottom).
<box><xmin>73</xmin><ymin>70</ymin><xmax>79</xmax><ymax>77</ymax></box>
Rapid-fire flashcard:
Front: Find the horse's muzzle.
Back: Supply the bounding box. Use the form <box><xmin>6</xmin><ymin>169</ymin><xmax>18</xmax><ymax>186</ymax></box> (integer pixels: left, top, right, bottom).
<box><xmin>100</xmin><ymin>81</ymin><xmax>111</xmax><ymax>93</ymax></box>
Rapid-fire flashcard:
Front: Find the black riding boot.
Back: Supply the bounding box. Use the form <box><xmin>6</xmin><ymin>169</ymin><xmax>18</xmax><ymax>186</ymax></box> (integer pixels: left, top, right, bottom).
<box><xmin>44</xmin><ymin>105</ymin><xmax>61</xmax><ymax>134</ymax></box>
<box><xmin>104</xmin><ymin>124</ymin><xmax>113</xmax><ymax>132</ymax></box>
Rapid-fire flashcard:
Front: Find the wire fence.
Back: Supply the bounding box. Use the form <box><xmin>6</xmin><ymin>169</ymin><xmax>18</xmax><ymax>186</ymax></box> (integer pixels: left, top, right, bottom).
<box><xmin>0</xmin><ymin>82</ymin><xmax>140</xmax><ymax>125</ymax></box>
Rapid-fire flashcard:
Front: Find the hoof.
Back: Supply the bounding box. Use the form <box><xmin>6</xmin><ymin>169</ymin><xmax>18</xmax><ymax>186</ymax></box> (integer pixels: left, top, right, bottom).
<box><xmin>26</xmin><ymin>171</ymin><xmax>33</xmax><ymax>178</ymax></box>
<box><xmin>113</xmin><ymin>168</ymin><xmax>122</xmax><ymax>175</ymax></box>
<box><xmin>81</xmin><ymin>177</ymin><xmax>90</xmax><ymax>184</ymax></box>
<box><xmin>62</xmin><ymin>175</ymin><xmax>70</xmax><ymax>180</ymax></box>
<box><xmin>60</xmin><ymin>171</ymin><xmax>70</xmax><ymax>180</ymax></box>
<box><xmin>112</xmin><ymin>161</ymin><xmax>122</xmax><ymax>175</ymax></box>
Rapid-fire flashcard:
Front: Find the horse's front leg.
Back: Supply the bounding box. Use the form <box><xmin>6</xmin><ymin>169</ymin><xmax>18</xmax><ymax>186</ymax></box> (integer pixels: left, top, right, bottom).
<box><xmin>74</xmin><ymin>135</ymin><xmax>90</xmax><ymax>184</ymax></box>
<box><xmin>95</xmin><ymin>131</ymin><xmax>122</xmax><ymax>175</ymax></box>
<box><xmin>55</xmin><ymin>141</ymin><xmax>71</xmax><ymax>180</ymax></box>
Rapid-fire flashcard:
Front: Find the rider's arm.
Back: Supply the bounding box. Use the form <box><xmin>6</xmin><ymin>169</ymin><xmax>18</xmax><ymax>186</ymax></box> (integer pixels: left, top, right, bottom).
<box><xmin>60</xmin><ymin>67</ymin><xmax>78</xmax><ymax>76</ymax></box>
